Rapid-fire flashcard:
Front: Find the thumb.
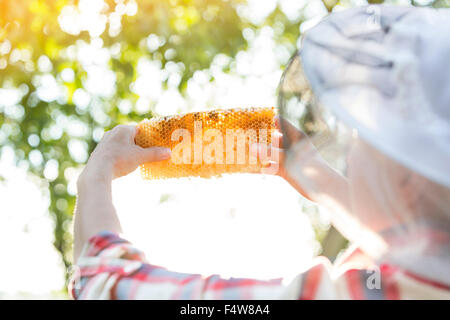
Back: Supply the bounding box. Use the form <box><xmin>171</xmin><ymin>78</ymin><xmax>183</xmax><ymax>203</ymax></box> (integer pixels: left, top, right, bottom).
<box><xmin>136</xmin><ymin>146</ymin><xmax>171</xmax><ymax>163</ymax></box>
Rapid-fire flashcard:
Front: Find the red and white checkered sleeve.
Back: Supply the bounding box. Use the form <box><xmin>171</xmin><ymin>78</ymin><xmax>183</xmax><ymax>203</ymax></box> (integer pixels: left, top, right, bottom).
<box><xmin>72</xmin><ymin>231</ymin><xmax>415</xmax><ymax>299</ymax></box>
<box><xmin>69</xmin><ymin>231</ymin><xmax>293</xmax><ymax>300</ymax></box>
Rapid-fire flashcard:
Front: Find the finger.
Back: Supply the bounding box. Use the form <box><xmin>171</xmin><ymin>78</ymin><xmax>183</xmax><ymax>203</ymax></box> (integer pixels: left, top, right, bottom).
<box><xmin>110</xmin><ymin>125</ymin><xmax>137</xmax><ymax>143</ymax></box>
<box><xmin>271</xmin><ymin>130</ymin><xmax>282</xmax><ymax>148</ymax></box>
<box><xmin>99</xmin><ymin>129</ymin><xmax>111</xmax><ymax>142</ymax></box>
<box><xmin>260</xmin><ymin>162</ymin><xmax>281</xmax><ymax>175</ymax></box>
<box><xmin>267</xmin><ymin>146</ymin><xmax>285</xmax><ymax>165</ymax></box>
<box><xmin>274</xmin><ymin>115</ymin><xmax>281</xmax><ymax>130</ymax></box>
<box><xmin>261</xmin><ymin>146</ymin><xmax>292</xmax><ymax>176</ymax></box>
<box><xmin>255</xmin><ymin>144</ymin><xmax>285</xmax><ymax>176</ymax></box>
<box><xmin>136</xmin><ymin>146</ymin><xmax>171</xmax><ymax>163</ymax></box>
<box><xmin>125</xmin><ymin>122</ymin><xmax>138</xmax><ymax>142</ymax></box>
<box><xmin>114</xmin><ymin>124</ymin><xmax>136</xmax><ymax>133</ymax></box>
<box><xmin>121</xmin><ymin>124</ymin><xmax>139</xmax><ymax>144</ymax></box>
<box><xmin>134</xmin><ymin>125</ymin><xmax>140</xmax><ymax>144</ymax></box>
<box><xmin>250</xmin><ymin>143</ymin><xmax>285</xmax><ymax>165</ymax></box>
<box><xmin>250</xmin><ymin>143</ymin><xmax>270</xmax><ymax>166</ymax></box>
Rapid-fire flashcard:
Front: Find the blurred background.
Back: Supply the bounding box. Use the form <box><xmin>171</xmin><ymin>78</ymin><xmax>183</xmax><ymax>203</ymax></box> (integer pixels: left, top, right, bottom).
<box><xmin>0</xmin><ymin>0</ymin><xmax>448</xmax><ymax>299</ymax></box>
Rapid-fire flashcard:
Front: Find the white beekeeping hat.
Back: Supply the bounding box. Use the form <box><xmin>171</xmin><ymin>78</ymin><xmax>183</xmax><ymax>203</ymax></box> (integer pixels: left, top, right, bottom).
<box><xmin>282</xmin><ymin>5</ymin><xmax>450</xmax><ymax>188</ymax></box>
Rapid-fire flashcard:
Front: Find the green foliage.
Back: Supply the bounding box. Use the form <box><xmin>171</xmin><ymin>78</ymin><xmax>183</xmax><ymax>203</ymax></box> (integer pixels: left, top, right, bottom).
<box><xmin>0</xmin><ymin>0</ymin><xmax>448</xmax><ymax>288</ymax></box>
<box><xmin>0</xmin><ymin>0</ymin><xmax>253</xmax><ymax>274</ymax></box>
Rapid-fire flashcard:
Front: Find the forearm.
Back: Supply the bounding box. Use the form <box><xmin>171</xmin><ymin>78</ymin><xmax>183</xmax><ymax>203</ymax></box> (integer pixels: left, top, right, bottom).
<box><xmin>71</xmin><ymin>125</ymin><xmax>171</xmax><ymax>263</ymax></box>
<box><xmin>285</xmin><ymin>144</ymin><xmax>350</xmax><ymax>211</ymax></box>
<box><xmin>73</xmin><ymin>161</ymin><xmax>122</xmax><ymax>263</ymax></box>
<box><xmin>306</xmin><ymin>157</ymin><xmax>350</xmax><ymax>207</ymax></box>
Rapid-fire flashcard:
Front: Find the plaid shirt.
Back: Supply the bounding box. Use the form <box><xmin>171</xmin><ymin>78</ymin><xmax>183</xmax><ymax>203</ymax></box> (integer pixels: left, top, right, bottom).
<box><xmin>70</xmin><ymin>231</ymin><xmax>450</xmax><ymax>300</ymax></box>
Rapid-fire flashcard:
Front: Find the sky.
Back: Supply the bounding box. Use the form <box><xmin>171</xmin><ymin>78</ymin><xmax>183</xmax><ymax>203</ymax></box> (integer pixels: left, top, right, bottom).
<box><xmin>0</xmin><ymin>149</ymin><xmax>66</xmax><ymax>298</ymax></box>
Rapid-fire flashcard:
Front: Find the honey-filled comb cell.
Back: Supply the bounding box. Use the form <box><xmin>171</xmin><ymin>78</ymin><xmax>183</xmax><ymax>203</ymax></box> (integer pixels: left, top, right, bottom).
<box><xmin>135</xmin><ymin>107</ymin><xmax>276</xmax><ymax>180</ymax></box>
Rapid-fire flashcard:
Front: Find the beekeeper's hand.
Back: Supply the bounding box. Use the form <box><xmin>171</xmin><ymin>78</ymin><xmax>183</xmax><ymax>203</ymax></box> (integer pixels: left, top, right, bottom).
<box><xmin>74</xmin><ymin>124</ymin><xmax>171</xmax><ymax>263</ymax></box>
<box><xmin>251</xmin><ymin>117</ymin><xmax>313</xmax><ymax>200</ymax></box>
<box><xmin>81</xmin><ymin>124</ymin><xmax>171</xmax><ymax>182</ymax></box>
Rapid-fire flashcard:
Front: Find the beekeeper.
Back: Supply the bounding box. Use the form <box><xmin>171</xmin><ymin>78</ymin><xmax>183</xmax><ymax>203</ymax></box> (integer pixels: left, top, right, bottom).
<box><xmin>71</xmin><ymin>6</ymin><xmax>450</xmax><ymax>299</ymax></box>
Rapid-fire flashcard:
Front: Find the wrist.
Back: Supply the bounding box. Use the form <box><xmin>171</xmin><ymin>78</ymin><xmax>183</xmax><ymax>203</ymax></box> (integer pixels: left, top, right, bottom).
<box><xmin>77</xmin><ymin>157</ymin><xmax>114</xmax><ymax>191</ymax></box>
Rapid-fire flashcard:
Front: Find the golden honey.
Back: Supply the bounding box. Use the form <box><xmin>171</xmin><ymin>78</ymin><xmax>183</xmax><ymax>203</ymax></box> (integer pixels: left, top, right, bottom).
<box><xmin>135</xmin><ymin>107</ymin><xmax>276</xmax><ymax>179</ymax></box>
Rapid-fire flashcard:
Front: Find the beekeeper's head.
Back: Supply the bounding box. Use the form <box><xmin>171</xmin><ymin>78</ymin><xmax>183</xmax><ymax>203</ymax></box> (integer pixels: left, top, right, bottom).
<box><xmin>278</xmin><ymin>6</ymin><xmax>450</xmax><ymax>284</ymax></box>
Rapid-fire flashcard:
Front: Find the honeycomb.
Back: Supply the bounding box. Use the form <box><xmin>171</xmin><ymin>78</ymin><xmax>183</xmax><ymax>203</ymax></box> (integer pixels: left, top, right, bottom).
<box><xmin>135</xmin><ymin>107</ymin><xmax>276</xmax><ymax>179</ymax></box>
